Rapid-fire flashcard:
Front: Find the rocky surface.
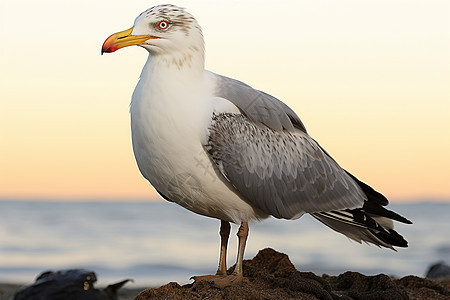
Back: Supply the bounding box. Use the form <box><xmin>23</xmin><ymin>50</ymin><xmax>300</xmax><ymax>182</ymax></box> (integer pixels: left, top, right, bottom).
<box><xmin>135</xmin><ymin>248</ymin><xmax>450</xmax><ymax>300</ymax></box>
<box><xmin>2</xmin><ymin>249</ymin><xmax>449</xmax><ymax>300</ymax></box>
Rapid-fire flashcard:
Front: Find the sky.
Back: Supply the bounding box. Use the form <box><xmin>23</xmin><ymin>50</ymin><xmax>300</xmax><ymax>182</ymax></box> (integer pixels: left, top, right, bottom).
<box><xmin>0</xmin><ymin>0</ymin><xmax>449</xmax><ymax>202</ymax></box>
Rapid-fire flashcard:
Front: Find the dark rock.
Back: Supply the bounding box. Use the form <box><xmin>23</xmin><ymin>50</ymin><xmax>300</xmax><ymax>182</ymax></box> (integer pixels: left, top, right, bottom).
<box><xmin>327</xmin><ymin>272</ymin><xmax>408</xmax><ymax>300</ymax></box>
<box><xmin>134</xmin><ymin>248</ymin><xmax>450</xmax><ymax>300</ymax></box>
<box><xmin>426</xmin><ymin>262</ymin><xmax>450</xmax><ymax>279</ymax></box>
<box><xmin>12</xmin><ymin>269</ymin><xmax>131</xmax><ymax>300</ymax></box>
<box><xmin>397</xmin><ymin>275</ymin><xmax>450</xmax><ymax>299</ymax></box>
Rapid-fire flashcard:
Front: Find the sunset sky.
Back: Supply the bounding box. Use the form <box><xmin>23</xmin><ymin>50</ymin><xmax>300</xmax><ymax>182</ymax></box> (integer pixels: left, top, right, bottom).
<box><xmin>1</xmin><ymin>0</ymin><xmax>449</xmax><ymax>202</ymax></box>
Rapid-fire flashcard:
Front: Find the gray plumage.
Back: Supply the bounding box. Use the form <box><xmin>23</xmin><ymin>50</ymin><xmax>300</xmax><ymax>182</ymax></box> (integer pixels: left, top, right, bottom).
<box><xmin>206</xmin><ymin>113</ymin><xmax>367</xmax><ymax>220</ymax></box>
<box><xmin>215</xmin><ymin>75</ymin><xmax>307</xmax><ymax>132</ymax></box>
<box><xmin>206</xmin><ymin>75</ymin><xmax>411</xmax><ymax>249</ymax></box>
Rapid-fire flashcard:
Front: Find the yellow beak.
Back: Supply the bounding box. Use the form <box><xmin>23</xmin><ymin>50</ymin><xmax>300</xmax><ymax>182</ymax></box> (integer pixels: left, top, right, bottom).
<box><xmin>101</xmin><ymin>27</ymin><xmax>157</xmax><ymax>54</ymax></box>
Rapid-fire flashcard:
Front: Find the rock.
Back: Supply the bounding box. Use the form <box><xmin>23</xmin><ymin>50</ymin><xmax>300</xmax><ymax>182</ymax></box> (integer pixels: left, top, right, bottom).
<box><xmin>426</xmin><ymin>262</ymin><xmax>450</xmax><ymax>279</ymax></box>
<box><xmin>135</xmin><ymin>248</ymin><xmax>450</xmax><ymax>300</ymax></box>
<box><xmin>12</xmin><ymin>269</ymin><xmax>132</xmax><ymax>300</ymax></box>
<box><xmin>326</xmin><ymin>272</ymin><xmax>408</xmax><ymax>299</ymax></box>
<box><xmin>397</xmin><ymin>275</ymin><xmax>450</xmax><ymax>300</ymax></box>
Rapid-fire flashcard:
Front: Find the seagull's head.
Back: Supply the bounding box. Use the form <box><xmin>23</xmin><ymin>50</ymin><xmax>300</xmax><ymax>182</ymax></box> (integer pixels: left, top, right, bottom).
<box><xmin>102</xmin><ymin>4</ymin><xmax>204</xmax><ymax>59</ymax></box>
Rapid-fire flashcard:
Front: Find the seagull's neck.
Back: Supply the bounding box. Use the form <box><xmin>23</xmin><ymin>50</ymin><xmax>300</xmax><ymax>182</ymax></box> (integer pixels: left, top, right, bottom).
<box><xmin>131</xmin><ymin>50</ymin><xmax>213</xmax><ymax>133</ymax></box>
<box><xmin>145</xmin><ymin>47</ymin><xmax>205</xmax><ymax>76</ymax></box>
<box><xmin>138</xmin><ymin>50</ymin><xmax>206</xmax><ymax>94</ymax></box>
<box><xmin>130</xmin><ymin>49</ymin><xmax>214</xmax><ymax>168</ymax></box>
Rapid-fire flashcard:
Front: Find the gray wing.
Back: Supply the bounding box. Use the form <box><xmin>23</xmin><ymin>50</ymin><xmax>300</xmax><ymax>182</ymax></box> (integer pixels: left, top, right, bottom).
<box><xmin>214</xmin><ymin>74</ymin><xmax>307</xmax><ymax>133</ymax></box>
<box><xmin>206</xmin><ymin>113</ymin><xmax>367</xmax><ymax>219</ymax></box>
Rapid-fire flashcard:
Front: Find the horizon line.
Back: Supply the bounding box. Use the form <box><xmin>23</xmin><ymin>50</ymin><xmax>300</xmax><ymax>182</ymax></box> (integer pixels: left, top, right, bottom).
<box><xmin>0</xmin><ymin>196</ymin><xmax>449</xmax><ymax>204</ymax></box>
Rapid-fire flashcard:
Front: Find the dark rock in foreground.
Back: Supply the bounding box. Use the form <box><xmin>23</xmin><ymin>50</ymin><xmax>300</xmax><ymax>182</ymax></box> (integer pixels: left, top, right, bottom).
<box><xmin>135</xmin><ymin>248</ymin><xmax>450</xmax><ymax>300</ymax></box>
<box><xmin>12</xmin><ymin>269</ymin><xmax>131</xmax><ymax>300</ymax></box>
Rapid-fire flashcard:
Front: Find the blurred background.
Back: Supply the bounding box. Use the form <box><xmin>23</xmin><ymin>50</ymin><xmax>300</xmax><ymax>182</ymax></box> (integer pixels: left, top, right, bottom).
<box><xmin>1</xmin><ymin>0</ymin><xmax>449</xmax><ymax>288</ymax></box>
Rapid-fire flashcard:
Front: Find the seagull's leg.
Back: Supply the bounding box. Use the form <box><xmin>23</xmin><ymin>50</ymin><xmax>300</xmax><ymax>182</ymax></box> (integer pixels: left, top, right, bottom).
<box><xmin>216</xmin><ymin>220</ymin><xmax>230</xmax><ymax>275</ymax></box>
<box><xmin>192</xmin><ymin>221</ymin><xmax>248</xmax><ymax>287</ymax></box>
<box><xmin>232</xmin><ymin>221</ymin><xmax>248</xmax><ymax>277</ymax></box>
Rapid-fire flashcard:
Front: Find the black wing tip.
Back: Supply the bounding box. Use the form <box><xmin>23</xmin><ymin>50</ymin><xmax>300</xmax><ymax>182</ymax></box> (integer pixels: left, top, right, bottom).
<box><xmin>345</xmin><ymin>170</ymin><xmax>389</xmax><ymax>206</ymax></box>
<box><xmin>344</xmin><ymin>170</ymin><xmax>413</xmax><ymax>225</ymax></box>
<box><xmin>362</xmin><ymin>200</ymin><xmax>412</xmax><ymax>225</ymax></box>
<box><xmin>373</xmin><ymin>228</ymin><xmax>409</xmax><ymax>248</ymax></box>
<box><xmin>354</xmin><ymin>210</ymin><xmax>410</xmax><ymax>247</ymax></box>
<box><xmin>402</xmin><ymin>218</ymin><xmax>413</xmax><ymax>225</ymax></box>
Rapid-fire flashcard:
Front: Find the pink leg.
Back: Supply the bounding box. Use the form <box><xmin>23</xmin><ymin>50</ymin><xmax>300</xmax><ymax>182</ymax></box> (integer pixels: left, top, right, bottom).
<box><xmin>232</xmin><ymin>221</ymin><xmax>248</xmax><ymax>277</ymax></box>
<box><xmin>192</xmin><ymin>221</ymin><xmax>249</xmax><ymax>288</ymax></box>
<box><xmin>216</xmin><ymin>220</ymin><xmax>230</xmax><ymax>275</ymax></box>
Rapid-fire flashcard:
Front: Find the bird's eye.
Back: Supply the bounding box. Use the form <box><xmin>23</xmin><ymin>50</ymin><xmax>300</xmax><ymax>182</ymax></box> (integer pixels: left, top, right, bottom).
<box><xmin>157</xmin><ymin>20</ymin><xmax>169</xmax><ymax>30</ymax></box>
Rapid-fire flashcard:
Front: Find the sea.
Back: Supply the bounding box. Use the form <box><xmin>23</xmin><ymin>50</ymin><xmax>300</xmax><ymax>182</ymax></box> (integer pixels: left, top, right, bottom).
<box><xmin>0</xmin><ymin>200</ymin><xmax>449</xmax><ymax>288</ymax></box>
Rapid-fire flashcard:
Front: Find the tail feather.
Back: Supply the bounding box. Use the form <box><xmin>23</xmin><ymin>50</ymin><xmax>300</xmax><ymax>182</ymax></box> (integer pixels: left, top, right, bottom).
<box><xmin>312</xmin><ymin>212</ymin><xmax>393</xmax><ymax>249</ymax></box>
<box><xmin>312</xmin><ymin>209</ymin><xmax>408</xmax><ymax>249</ymax></box>
<box><xmin>309</xmin><ymin>155</ymin><xmax>412</xmax><ymax>249</ymax></box>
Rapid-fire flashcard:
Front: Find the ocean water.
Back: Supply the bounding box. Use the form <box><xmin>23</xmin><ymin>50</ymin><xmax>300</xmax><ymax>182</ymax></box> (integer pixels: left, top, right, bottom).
<box><xmin>0</xmin><ymin>200</ymin><xmax>449</xmax><ymax>288</ymax></box>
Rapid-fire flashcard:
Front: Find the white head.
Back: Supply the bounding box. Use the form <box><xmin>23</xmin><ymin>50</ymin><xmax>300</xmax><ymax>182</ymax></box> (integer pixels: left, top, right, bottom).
<box><xmin>102</xmin><ymin>5</ymin><xmax>205</xmax><ymax>68</ymax></box>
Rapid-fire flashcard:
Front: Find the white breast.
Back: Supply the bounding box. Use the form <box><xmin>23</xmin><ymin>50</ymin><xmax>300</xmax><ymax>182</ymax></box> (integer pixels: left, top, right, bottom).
<box><xmin>130</xmin><ymin>62</ymin><xmax>267</xmax><ymax>223</ymax></box>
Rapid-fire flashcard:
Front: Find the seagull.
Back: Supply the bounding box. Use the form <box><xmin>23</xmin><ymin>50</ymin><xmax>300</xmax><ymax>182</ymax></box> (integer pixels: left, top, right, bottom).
<box><xmin>102</xmin><ymin>4</ymin><xmax>412</xmax><ymax>284</ymax></box>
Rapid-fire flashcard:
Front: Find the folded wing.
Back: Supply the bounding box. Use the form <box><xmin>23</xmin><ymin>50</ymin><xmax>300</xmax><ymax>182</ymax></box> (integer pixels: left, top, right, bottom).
<box><xmin>206</xmin><ymin>113</ymin><xmax>367</xmax><ymax>219</ymax></box>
